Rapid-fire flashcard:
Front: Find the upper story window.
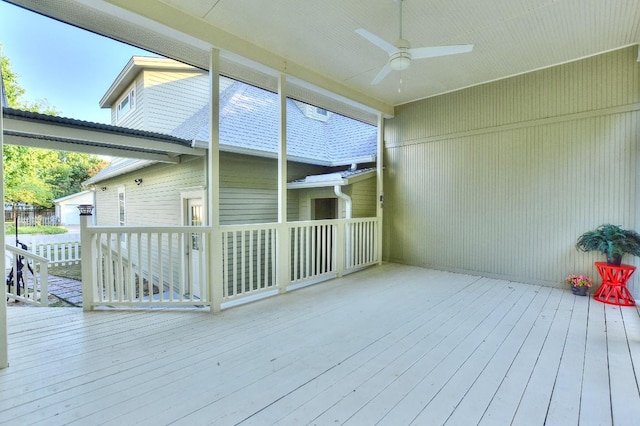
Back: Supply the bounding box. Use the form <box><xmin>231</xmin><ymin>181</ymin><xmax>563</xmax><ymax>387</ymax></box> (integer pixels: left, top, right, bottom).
<box><xmin>116</xmin><ymin>86</ymin><xmax>135</xmax><ymax>122</ymax></box>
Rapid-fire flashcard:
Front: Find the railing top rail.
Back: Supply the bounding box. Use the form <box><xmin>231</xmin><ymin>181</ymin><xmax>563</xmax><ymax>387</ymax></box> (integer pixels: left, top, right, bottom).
<box><xmin>220</xmin><ymin>222</ymin><xmax>278</xmax><ymax>232</ymax></box>
<box><xmin>86</xmin><ymin>226</ymin><xmax>212</xmax><ymax>234</ymax></box>
<box><xmin>85</xmin><ymin>218</ymin><xmax>379</xmax><ymax>235</ymax></box>
<box><xmin>289</xmin><ymin>217</ymin><xmax>379</xmax><ymax>227</ymax></box>
<box><xmin>5</xmin><ymin>244</ymin><xmax>49</xmax><ymax>263</ymax></box>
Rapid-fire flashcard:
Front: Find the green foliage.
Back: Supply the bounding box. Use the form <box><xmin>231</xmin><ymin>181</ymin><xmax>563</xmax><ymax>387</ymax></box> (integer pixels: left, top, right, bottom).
<box><xmin>1</xmin><ymin>48</ymin><xmax>23</xmax><ymax>107</ymax></box>
<box><xmin>2</xmin><ymin>46</ymin><xmax>108</xmax><ymax>206</ymax></box>
<box><xmin>575</xmin><ymin>224</ymin><xmax>640</xmax><ymax>265</ymax></box>
<box><xmin>3</xmin><ymin>145</ymin><xmax>54</xmax><ymax>206</ymax></box>
<box><xmin>4</xmin><ymin>223</ymin><xmax>68</xmax><ymax>235</ymax></box>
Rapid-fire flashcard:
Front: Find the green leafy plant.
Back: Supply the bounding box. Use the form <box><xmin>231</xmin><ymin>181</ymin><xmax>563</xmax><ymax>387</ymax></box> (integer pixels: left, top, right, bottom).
<box><xmin>576</xmin><ymin>224</ymin><xmax>640</xmax><ymax>265</ymax></box>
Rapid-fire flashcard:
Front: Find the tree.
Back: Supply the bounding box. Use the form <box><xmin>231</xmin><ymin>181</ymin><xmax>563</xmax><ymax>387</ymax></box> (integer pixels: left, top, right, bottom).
<box><xmin>2</xmin><ymin>45</ymin><xmax>107</xmax><ymax>211</ymax></box>
<box><xmin>3</xmin><ymin>145</ymin><xmax>54</xmax><ymax>207</ymax></box>
<box><xmin>41</xmin><ymin>150</ymin><xmax>107</xmax><ymax>200</ymax></box>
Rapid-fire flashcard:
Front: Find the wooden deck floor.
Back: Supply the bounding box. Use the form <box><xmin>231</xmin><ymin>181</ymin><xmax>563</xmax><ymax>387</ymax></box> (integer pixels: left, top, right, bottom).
<box><xmin>2</xmin><ymin>263</ymin><xmax>640</xmax><ymax>425</ymax></box>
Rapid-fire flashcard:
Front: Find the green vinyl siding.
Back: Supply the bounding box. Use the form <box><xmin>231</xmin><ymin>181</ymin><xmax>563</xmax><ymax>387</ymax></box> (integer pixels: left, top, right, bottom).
<box><xmin>383</xmin><ymin>46</ymin><xmax>640</xmax><ymax>298</ymax></box>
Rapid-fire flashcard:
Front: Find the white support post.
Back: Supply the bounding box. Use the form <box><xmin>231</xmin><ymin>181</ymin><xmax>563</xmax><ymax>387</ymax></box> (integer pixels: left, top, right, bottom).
<box><xmin>209</xmin><ymin>48</ymin><xmax>223</xmax><ymax>313</ymax></box>
<box><xmin>335</xmin><ymin>220</ymin><xmax>345</xmax><ymax>277</ymax></box>
<box><xmin>80</xmin><ymin>210</ymin><xmax>95</xmax><ymax>311</ymax></box>
<box><xmin>1</xmin><ymin>96</ymin><xmax>8</xmax><ymax>369</ymax></box>
<box><xmin>276</xmin><ymin>74</ymin><xmax>289</xmax><ymax>292</ymax></box>
<box><xmin>376</xmin><ymin>112</ymin><xmax>384</xmax><ymax>264</ymax></box>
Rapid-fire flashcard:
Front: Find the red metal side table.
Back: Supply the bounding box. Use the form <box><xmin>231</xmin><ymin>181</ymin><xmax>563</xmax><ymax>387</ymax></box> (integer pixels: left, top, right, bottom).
<box><xmin>593</xmin><ymin>262</ymin><xmax>636</xmax><ymax>306</ymax></box>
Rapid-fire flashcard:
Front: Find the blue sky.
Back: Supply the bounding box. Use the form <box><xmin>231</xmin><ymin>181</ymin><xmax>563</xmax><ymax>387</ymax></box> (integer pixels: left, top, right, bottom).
<box><xmin>0</xmin><ymin>1</ymin><xmax>157</xmax><ymax>124</ymax></box>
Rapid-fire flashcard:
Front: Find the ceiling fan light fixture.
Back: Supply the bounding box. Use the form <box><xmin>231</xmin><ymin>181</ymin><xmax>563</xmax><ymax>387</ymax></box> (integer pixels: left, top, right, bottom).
<box><xmin>389</xmin><ymin>51</ymin><xmax>411</xmax><ymax>71</ymax></box>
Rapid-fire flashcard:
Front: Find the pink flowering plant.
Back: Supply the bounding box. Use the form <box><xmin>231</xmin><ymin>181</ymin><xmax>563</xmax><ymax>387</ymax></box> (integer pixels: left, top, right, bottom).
<box><xmin>564</xmin><ymin>274</ymin><xmax>593</xmax><ymax>288</ymax></box>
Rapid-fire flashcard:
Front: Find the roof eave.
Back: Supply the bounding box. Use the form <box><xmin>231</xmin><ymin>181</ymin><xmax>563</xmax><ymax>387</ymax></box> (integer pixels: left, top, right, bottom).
<box><xmin>327</xmin><ymin>155</ymin><xmax>377</xmax><ymax>167</ymax></box>
<box><xmin>99</xmin><ymin>56</ymin><xmax>200</xmax><ymax>108</ymax></box>
<box><xmin>287</xmin><ymin>169</ymin><xmax>376</xmax><ymax>189</ymax></box>
<box><xmin>83</xmin><ymin>160</ymin><xmax>157</xmax><ymax>185</ymax></box>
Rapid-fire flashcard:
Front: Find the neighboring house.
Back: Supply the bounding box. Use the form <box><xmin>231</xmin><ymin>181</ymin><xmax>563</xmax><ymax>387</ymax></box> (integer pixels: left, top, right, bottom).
<box><xmin>84</xmin><ymin>57</ymin><xmax>378</xmax><ymax>227</ymax></box>
<box><xmin>52</xmin><ymin>190</ymin><xmax>95</xmax><ymax>225</ymax></box>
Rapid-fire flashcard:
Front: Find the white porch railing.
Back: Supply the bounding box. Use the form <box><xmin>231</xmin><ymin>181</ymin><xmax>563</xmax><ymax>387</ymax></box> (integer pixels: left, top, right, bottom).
<box><xmin>82</xmin><ymin>226</ymin><xmax>210</xmax><ymax>308</ymax></box>
<box><xmin>289</xmin><ymin>220</ymin><xmax>338</xmax><ymax>287</ymax></box>
<box><xmin>344</xmin><ymin>218</ymin><xmax>379</xmax><ymax>270</ymax></box>
<box><xmin>81</xmin><ymin>217</ymin><xmax>379</xmax><ymax>310</ymax></box>
<box><xmin>5</xmin><ymin>244</ymin><xmax>49</xmax><ymax>306</ymax></box>
<box><xmin>220</xmin><ymin>224</ymin><xmax>278</xmax><ymax>305</ymax></box>
<box><xmin>30</xmin><ymin>241</ymin><xmax>81</xmax><ymax>266</ymax></box>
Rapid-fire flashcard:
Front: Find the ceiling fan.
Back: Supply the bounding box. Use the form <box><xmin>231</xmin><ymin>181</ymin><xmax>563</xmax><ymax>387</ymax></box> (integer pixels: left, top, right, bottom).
<box><xmin>355</xmin><ymin>0</ymin><xmax>474</xmax><ymax>85</ymax></box>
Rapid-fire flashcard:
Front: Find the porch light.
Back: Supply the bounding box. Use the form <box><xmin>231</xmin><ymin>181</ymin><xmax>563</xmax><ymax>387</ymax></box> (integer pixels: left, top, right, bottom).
<box><xmin>389</xmin><ymin>51</ymin><xmax>411</xmax><ymax>71</ymax></box>
<box><xmin>77</xmin><ymin>204</ymin><xmax>94</xmax><ymax>216</ymax></box>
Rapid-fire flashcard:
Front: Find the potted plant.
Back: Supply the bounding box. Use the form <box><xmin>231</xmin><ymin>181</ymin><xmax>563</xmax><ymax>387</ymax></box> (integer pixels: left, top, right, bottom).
<box><xmin>565</xmin><ymin>274</ymin><xmax>593</xmax><ymax>296</ymax></box>
<box><xmin>575</xmin><ymin>224</ymin><xmax>640</xmax><ymax>265</ymax></box>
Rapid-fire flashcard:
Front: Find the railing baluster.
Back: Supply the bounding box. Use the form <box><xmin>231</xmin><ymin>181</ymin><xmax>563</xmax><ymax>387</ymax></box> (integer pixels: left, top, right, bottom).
<box><xmin>167</xmin><ymin>233</ymin><xmax>174</xmax><ymax>302</ymax></box>
<box><xmin>222</xmin><ymin>230</ymin><xmax>229</xmax><ymax>297</ymax></box>
<box><xmin>157</xmin><ymin>233</ymin><xmax>164</xmax><ymax>302</ymax></box>
<box><xmin>264</xmin><ymin>229</ymin><xmax>270</xmax><ymax>289</ymax></box>
<box><xmin>241</xmin><ymin>230</ymin><xmax>246</xmax><ymax>294</ymax></box>
<box><xmin>256</xmin><ymin>229</ymin><xmax>262</xmax><ymax>289</ymax></box>
<box><xmin>146</xmin><ymin>233</ymin><xmax>152</xmax><ymax>303</ymax></box>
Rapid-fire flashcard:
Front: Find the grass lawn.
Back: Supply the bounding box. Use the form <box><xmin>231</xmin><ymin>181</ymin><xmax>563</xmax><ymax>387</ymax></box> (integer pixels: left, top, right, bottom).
<box><xmin>5</xmin><ymin>224</ymin><xmax>68</xmax><ymax>235</ymax></box>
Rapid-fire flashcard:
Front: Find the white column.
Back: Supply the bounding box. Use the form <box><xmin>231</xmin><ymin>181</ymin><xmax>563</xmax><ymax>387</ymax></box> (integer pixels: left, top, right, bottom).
<box><xmin>80</xmin><ymin>208</ymin><xmax>95</xmax><ymax>311</ymax></box>
<box><xmin>376</xmin><ymin>112</ymin><xmax>384</xmax><ymax>265</ymax></box>
<box><xmin>209</xmin><ymin>48</ymin><xmax>223</xmax><ymax>312</ymax></box>
<box><xmin>276</xmin><ymin>74</ymin><xmax>289</xmax><ymax>292</ymax></box>
<box><xmin>0</xmin><ymin>103</ymin><xmax>8</xmax><ymax>368</ymax></box>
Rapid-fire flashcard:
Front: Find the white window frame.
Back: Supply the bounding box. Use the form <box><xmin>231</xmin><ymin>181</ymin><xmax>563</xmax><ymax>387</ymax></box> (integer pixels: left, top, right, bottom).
<box><xmin>116</xmin><ymin>85</ymin><xmax>136</xmax><ymax>122</ymax></box>
<box><xmin>117</xmin><ymin>186</ymin><xmax>126</xmax><ymax>243</ymax></box>
<box><xmin>117</xmin><ymin>186</ymin><xmax>126</xmax><ymax>227</ymax></box>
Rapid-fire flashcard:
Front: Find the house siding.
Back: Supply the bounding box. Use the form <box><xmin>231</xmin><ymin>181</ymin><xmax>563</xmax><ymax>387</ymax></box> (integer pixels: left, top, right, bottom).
<box><xmin>348</xmin><ymin>178</ymin><xmax>377</xmax><ymax>218</ymax></box>
<box><xmin>109</xmin><ymin>70</ymin><xmax>208</xmax><ymax>134</ymax></box>
<box><xmin>95</xmin><ymin>152</ymin><xmax>325</xmax><ymax>226</ymax></box>
<box><xmin>219</xmin><ymin>152</ymin><xmax>324</xmax><ymax>224</ymax></box>
<box><xmin>95</xmin><ymin>156</ymin><xmax>205</xmax><ymax>226</ymax></box>
<box><xmin>383</xmin><ymin>46</ymin><xmax>640</xmax><ymax>297</ymax></box>
<box><xmin>112</xmin><ymin>77</ymin><xmax>145</xmax><ymax>130</ymax></box>
<box><xmin>142</xmin><ymin>70</ymin><xmax>209</xmax><ymax>134</ymax></box>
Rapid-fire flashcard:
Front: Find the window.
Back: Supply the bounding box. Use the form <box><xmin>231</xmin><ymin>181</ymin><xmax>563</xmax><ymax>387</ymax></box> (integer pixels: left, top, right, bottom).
<box><xmin>118</xmin><ymin>186</ymin><xmax>126</xmax><ymax>226</ymax></box>
<box><xmin>299</xmin><ymin>104</ymin><xmax>332</xmax><ymax>122</ymax></box>
<box><xmin>116</xmin><ymin>86</ymin><xmax>135</xmax><ymax>121</ymax></box>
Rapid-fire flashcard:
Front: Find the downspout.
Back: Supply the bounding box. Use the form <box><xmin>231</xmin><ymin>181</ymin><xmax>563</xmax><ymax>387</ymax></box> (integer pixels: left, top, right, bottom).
<box><xmin>334</xmin><ymin>184</ymin><xmax>352</xmax><ymax>273</ymax></box>
<box><xmin>334</xmin><ymin>184</ymin><xmax>351</xmax><ymax>219</ymax></box>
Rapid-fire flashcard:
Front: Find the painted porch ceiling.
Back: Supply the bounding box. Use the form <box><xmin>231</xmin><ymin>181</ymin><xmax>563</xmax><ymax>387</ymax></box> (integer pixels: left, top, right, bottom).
<box><xmin>161</xmin><ymin>0</ymin><xmax>640</xmax><ymax>106</ymax></box>
<box><xmin>9</xmin><ymin>0</ymin><xmax>640</xmax><ymax>115</ymax></box>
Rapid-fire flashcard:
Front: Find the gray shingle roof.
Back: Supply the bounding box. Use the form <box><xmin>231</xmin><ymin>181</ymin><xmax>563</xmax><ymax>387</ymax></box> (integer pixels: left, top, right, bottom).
<box><xmin>172</xmin><ymin>81</ymin><xmax>377</xmax><ymax>166</ymax></box>
<box><xmin>86</xmin><ymin>80</ymin><xmax>377</xmax><ymax>185</ymax></box>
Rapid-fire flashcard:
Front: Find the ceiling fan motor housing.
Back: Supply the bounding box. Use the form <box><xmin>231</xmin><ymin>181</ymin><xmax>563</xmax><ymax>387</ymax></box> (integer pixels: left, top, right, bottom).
<box><xmin>390</xmin><ymin>51</ymin><xmax>412</xmax><ymax>70</ymax></box>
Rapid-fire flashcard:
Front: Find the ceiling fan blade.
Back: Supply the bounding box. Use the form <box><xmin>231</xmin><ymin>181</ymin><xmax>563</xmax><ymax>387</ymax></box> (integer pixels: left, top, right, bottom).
<box><xmin>409</xmin><ymin>44</ymin><xmax>473</xmax><ymax>59</ymax></box>
<box><xmin>355</xmin><ymin>28</ymin><xmax>398</xmax><ymax>56</ymax></box>
<box><xmin>371</xmin><ymin>63</ymin><xmax>392</xmax><ymax>85</ymax></box>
